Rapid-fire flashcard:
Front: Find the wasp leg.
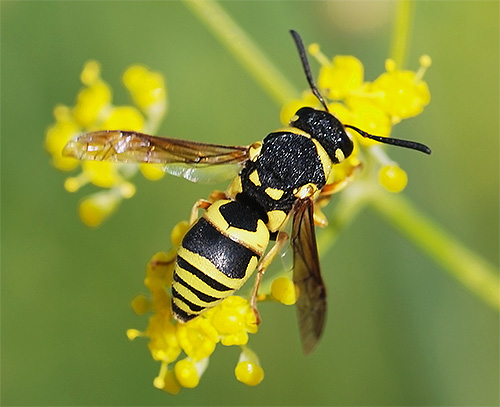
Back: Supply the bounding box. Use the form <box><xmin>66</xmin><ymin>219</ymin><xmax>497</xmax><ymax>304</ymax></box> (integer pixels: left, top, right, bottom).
<box><xmin>318</xmin><ymin>160</ymin><xmax>362</xmax><ymax>200</ymax></box>
<box><xmin>312</xmin><ymin>183</ymin><xmax>344</xmax><ymax>228</ymax></box>
<box><xmin>150</xmin><ymin>254</ymin><xmax>176</xmax><ymax>268</ymax></box>
<box><xmin>207</xmin><ymin>189</ymin><xmax>229</xmax><ymax>202</ymax></box>
<box><xmin>189</xmin><ymin>199</ymin><xmax>212</xmax><ymax>224</ymax></box>
<box><xmin>189</xmin><ymin>190</ymin><xmax>229</xmax><ymax>224</ymax></box>
<box><xmin>250</xmin><ymin>230</ymin><xmax>289</xmax><ymax>325</ymax></box>
<box><xmin>313</xmin><ymin>162</ymin><xmax>362</xmax><ymax>227</ymax></box>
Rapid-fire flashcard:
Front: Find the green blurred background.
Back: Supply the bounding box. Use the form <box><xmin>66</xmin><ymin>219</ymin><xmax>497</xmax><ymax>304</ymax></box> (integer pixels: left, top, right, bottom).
<box><xmin>2</xmin><ymin>1</ymin><xmax>498</xmax><ymax>405</ymax></box>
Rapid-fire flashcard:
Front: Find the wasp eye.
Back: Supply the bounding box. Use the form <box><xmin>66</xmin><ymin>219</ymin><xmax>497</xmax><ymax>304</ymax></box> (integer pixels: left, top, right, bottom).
<box><xmin>334</xmin><ymin>132</ymin><xmax>353</xmax><ymax>163</ymax></box>
<box><xmin>334</xmin><ymin>148</ymin><xmax>346</xmax><ymax>163</ymax></box>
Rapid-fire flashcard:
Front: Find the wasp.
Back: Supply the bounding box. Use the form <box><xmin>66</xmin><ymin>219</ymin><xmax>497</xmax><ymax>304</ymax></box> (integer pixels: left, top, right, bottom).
<box><xmin>63</xmin><ymin>30</ymin><xmax>431</xmax><ymax>354</ymax></box>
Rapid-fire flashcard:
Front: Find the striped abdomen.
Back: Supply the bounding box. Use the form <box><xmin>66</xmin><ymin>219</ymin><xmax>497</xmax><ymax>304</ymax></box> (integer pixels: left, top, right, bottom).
<box><xmin>172</xmin><ymin>199</ymin><xmax>270</xmax><ymax>322</ymax></box>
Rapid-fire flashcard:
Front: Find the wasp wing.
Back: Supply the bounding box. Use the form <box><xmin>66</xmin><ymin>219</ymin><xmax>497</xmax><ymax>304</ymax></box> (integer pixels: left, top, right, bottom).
<box><xmin>291</xmin><ymin>198</ymin><xmax>327</xmax><ymax>355</ymax></box>
<box><xmin>63</xmin><ymin>130</ymin><xmax>250</xmax><ymax>183</ymax></box>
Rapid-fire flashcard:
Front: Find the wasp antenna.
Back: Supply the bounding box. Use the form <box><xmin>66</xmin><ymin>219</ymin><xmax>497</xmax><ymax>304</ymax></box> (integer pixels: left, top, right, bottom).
<box><xmin>290</xmin><ymin>30</ymin><xmax>329</xmax><ymax>112</ymax></box>
<box><xmin>344</xmin><ymin>124</ymin><xmax>432</xmax><ymax>155</ymax></box>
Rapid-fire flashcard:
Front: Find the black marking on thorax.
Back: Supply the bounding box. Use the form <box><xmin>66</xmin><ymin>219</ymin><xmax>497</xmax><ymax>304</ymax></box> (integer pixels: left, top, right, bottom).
<box><xmin>238</xmin><ymin>131</ymin><xmax>327</xmax><ymax>213</ymax></box>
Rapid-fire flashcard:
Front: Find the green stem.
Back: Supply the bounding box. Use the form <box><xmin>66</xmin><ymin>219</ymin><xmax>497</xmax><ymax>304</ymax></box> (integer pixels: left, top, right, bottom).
<box><xmin>316</xmin><ymin>181</ymin><xmax>372</xmax><ymax>255</ymax></box>
<box><xmin>389</xmin><ymin>0</ymin><xmax>414</xmax><ymax>69</ymax></box>
<box><xmin>183</xmin><ymin>0</ymin><xmax>298</xmax><ymax>106</ymax></box>
<box><xmin>370</xmin><ymin>192</ymin><xmax>500</xmax><ymax>312</ymax></box>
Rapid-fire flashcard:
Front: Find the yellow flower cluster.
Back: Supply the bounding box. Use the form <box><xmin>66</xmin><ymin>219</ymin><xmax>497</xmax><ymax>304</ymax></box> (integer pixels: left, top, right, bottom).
<box><xmin>281</xmin><ymin>45</ymin><xmax>431</xmax><ymax>194</ymax></box>
<box><xmin>127</xmin><ymin>220</ymin><xmax>277</xmax><ymax>393</ymax></box>
<box><xmin>45</xmin><ymin>61</ymin><xmax>167</xmax><ymax>226</ymax></box>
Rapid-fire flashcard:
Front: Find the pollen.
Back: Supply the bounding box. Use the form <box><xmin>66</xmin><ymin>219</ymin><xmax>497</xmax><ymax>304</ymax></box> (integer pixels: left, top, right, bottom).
<box><xmin>78</xmin><ymin>191</ymin><xmax>121</xmax><ymax>228</ymax></box>
<box><xmin>73</xmin><ymin>81</ymin><xmax>112</xmax><ymax>128</ymax></box>
<box><xmin>100</xmin><ymin>106</ymin><xmax>145</xmax><ymax>131</ymax></box>
<box><xmin>234</xmin><ymin>361</ymin><xmax>264</xmax><ymax>386</ymax></box>
<box><xmin>271</xmin><ymin>276</ymin><xmax>296</xmax><ymax>305</ymax></box>
<box><xmin>80</xmin><ymin>60</ymin><xmax>101</xmax><ymax>86</ymax></box>
<box><xmin>64</xmin><ymin>172</ymin><xmax>89</xmax><ymax>193</ymax></box>
<box><xmin>308</xmin><ymin>43</ymin><xmax>332</xmax><ymax>68</ymax></box>
<box><xmin>45</xmin><ymin>112</ymin><xmax>81</xmax><ymax>171</ymax></box>
<box><xmin>146</xmin><ymin>313</ymin><xmax>181</xmax><ymax>363</ymax></box>
<box><xmin>318</xmin><ymin>55</ymin><xmax>364</xmax><ymax>100</ymax></box>
<box><xmin>145</xmin><ymin>250</ymin><xmax>176</xmax><ymax>291</ymax></box>
<box><xmin>81</xmin><ymin>161</ymin><xmax>124</xmax><ymax>189</ymax></box>
<box><xmin>170</xmin><ymin>221</ymin><xmax>190</xmax><ymax>247</ymax></box>
<box><xmin>174</xmin><ymin>358</ymin><xmax>200</xmax><ymax>388</ymax></box>
<box><xmin>210</xmin><ymin>296</ymin><xmax>258</xmax><ymax>346</ymax></box>
<box><xmin>131</xmin><ymin>295</ymin><xmax>151</xmax><ymax>315</ymax></box>
<box><xmin>379</xmin><ymin>164</ymin><xmax>408</xmax><ymax>193</ymax></box>
<box><xmin>347</xmin><ymin>101</ymin><xmax>392</xmax><ymax>145</ymax></box>
<box><xmin>370</xmin><ymin>59</ymin><xmax>430</xmax><ymax>121</ymax></box>
<box><xmin>139</xmin><ymin>163</ymin><xmax>166</xmax><ymax>181</ymax></box>
<box><xmin>154</xmin><ymin>364</ymin><xmax>182</xmax><ymax>395</ymax></box>
<box><xmin>126</xmin><ymin>328</ymin><xmax>144</xmax><ymax>340</ymax></box>
<box><xmin>118</xmin><ymin>181</ymin><xmax>136</xmax><ymax>199</ymax></box>
<box><xmin>176</xmin><ymin>318</ymin><xmax>219</xmax><ymax>360</ymax></box>
<box><xmin>123</xmin><ymin>65</ymin><xmax>167</xmax><ymax>115</ymax></box>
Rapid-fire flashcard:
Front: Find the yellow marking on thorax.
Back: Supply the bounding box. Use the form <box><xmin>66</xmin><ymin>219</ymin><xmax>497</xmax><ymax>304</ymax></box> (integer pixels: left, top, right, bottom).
<box><xmin>265</xmin><ymin>186</ymin><xmax>285</xmax><ymax>200</ymax></box>
<box><xmin>249</xmin><ymin>169</ymin><xmax>261</xmax><ymax>187</ymax></box>
<box><xmin>311</xmin><ymin>138</ymin><xmax>333</xmax><ymax>182</ymax></box>
<box><xmin>334</xmin><ymin>148</ymin><xmax>345</xmax><ymax>163</ymax></box>
<box><xmin>267</xmin><ymin>210</ymin><xmax>288</xmax><ymax>232</ymax></box>
<box><xmin>249</xmin><ymin>141</ymin><xmax>262</xmax><ymax>162</ymax></box>
<box><xmin>226</xmin><ymin>176</ymin><xmax>243</xmax><ymax>199</ymax></box>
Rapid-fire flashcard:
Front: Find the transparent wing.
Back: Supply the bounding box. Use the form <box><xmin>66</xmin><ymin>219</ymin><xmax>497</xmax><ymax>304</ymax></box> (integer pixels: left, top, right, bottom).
<box><xmin>63</xmin><ymin>130</ymin><xmax>251</xmax><ymax>183</ymax></box>
<box><xmin>291</xmin><ymin>198</ymin><xmax>327</xmax><ymax>355</ymax></box>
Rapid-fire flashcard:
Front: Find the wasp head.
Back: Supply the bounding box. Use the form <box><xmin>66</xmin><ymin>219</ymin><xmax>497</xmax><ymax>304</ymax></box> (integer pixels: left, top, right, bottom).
<box><xmin>290</xmin><ymin>107</ymin><xmax>354</xmax><ymax>164</ymax></box>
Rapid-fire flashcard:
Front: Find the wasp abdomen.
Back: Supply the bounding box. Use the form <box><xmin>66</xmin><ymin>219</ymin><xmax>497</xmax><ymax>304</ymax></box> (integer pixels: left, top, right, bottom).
<box><xmin>172</xmin><ymin>199</ymin><xmax>270</xmax><ymax>322</ymax></box>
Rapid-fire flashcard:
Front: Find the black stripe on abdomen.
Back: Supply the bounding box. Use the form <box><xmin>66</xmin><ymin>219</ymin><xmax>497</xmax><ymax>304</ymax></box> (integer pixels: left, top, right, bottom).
<box><xmin>181</xmin><ymin>218</ymin><xmax>258</xmax><ymax>280</ymax></box>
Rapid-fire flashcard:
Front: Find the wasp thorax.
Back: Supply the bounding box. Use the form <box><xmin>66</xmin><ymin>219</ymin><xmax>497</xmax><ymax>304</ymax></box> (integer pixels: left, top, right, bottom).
<box><xmin>290</xmin><ymin>107</ymin><xmax>354</xmax><ymax>164</ymax></box>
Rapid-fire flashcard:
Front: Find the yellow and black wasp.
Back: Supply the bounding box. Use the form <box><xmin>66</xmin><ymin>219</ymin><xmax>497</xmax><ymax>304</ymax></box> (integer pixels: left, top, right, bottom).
<box><xmin>63</xmin><ymin>30</ymin><xmax>431</xmax><ymax>354</ymax></box>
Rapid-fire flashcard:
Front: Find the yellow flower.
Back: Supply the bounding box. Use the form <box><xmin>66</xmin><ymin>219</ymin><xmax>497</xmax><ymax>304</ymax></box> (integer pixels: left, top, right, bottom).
<box><xmin>234</xmin><ymin>346</ymin><xmax>264</xmax><ymax>386</ymax></box>
<box><xmin>123</xmin><ymin>64</ymin><xmax>167</xmax><ymax>117</ymax></box>
<box><xmin>370</xmin><ymin>57</ymin><xmax>431</xmax><ymax>123</ymax></box>
<box><xmin>45</xmin><ymin>106</ymin><xmax>81</xmax><ymax>171</ymax></box>
<box><xmin>285</xmin><ymin>42</ymin><xmax>431</xmax><ymax>193</ymax></box>
<box><xmin>209</xmin><ymin>296</ymin><xmax>258</xmax><ymax>346</ymax></box>
<box><xmin>174</xmin><ymin>358</ymin><xmax>208</xmax><ymax>388</ymax></box>
<box><xmin>318</xmin><ymin>55</ymin><xmax>364</xmax><ymax>100</ymax></box>
<box><xmin>345</xmin><ymin>100</ymin><xmax>392</xmax><ymax>146</ymax></box>
<box><xmin>379</xmin><ymin>164</ymin><xmax>408</xmax><ymax>193</ymax></box>
<box><xmin>235</xmin><ymin>360</ymin><xmax>264</xmax><ymax>386</ymax></box>
<box><xmin>72</xmin><ymin>80</ymin><xmax>112</xmax><ymax>128</ymax></box>
<box><xmin>46</xmin><ymin>61</ymin><xmax>167</xmax><ymax>226</ymax></box>
<box><xmin>146</xmin><ymin>312</ymin><xmax>181</xmax><ymax>363</ymax></box>
<box><xmin>177</xmin><ymin>317</ymin><xmax>219</xmax><ymax>360</ymax></box>
<box><xmin>154</xmin><ymin>366</ymin><xmax>182</xmax><ymax>395</ymax></box>
<box><xmin>78</xmin><ymin>190</ymin><xmax>122</xmax><ymax>228</ymax></box>
<box><xmin>100</xmin><ymin>106</ymin><xmax>145</xmax><ymax>131</ymax></box>
<box><xmin>271</xmin><ymin>276</ymin><xmax>296</xmax><ymax>305</ymax></box>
